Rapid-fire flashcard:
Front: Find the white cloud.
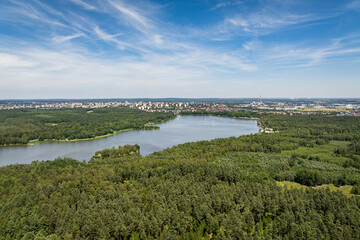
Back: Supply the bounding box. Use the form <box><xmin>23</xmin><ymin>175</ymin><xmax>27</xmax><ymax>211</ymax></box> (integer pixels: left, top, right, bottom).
<box><xmin>247</xmin><ymin>35</ymin><xmax>360</xmax><ymax>68</ymax></box>
<box><xmin>224</xmin><ymin>12</ymin><xmax>319</xmax><ymax>36</ymax></box>
<box><xmin>68</xmin><ymin>0</ymin><xmax>96</xmax><ymax>10</ymax></box>
<box><xmin>206</xmin><ymin>0</ymin><xmax>344</xmax><ymax>38</ymax></box>
<box><xmin>53</xmin><ymin>33</ymin><xmax>84</xmax><ymax>42</ymax></box>
<box><xmin>93</xmin><ymin>27</ymin><xmax>122</xmax><ymax>41</ymax></box>
<box><xmin>1</xmin><ymin>0</ymin><xmax>67</xmax><ymax>28</ymax></box>
<box><xmin>0</xmin><ymin>42</ymin><xmax>257</xmax><ymax>97</ymax></box>
<box><xmin>93</xmin><ymin>26</ymin><xmax>150</xmax><ymax>53</ymax></box>
<box><xmin>347</xmin><ymin>0</ymin><xmax>360</xmax><ymax>12</ymax></box>
<box><xmin>107</xmin><ymin>0</ymin><xmax>152</xmax><ymax>33</ymax></box>
<box><xmin>210</xmin><ymin>1</ymin><xmax>243</xmax><ymax>11</ymax></box>
<box><xmin>0</xmin><ymin>53</ymin><xmax>37</xmax><ymax>68</ymax></box>
<box><xmin>153</xmin><ymin>34</ymin><xmax>163</xmax><ymax>45</ymax></box>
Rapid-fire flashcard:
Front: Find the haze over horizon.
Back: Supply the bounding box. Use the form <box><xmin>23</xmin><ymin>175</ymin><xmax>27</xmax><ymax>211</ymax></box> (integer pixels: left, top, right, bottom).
<box><xmin>1</xmin><ymin>0</ymin><xmax>360</xmax><ymax>99</ymax></box>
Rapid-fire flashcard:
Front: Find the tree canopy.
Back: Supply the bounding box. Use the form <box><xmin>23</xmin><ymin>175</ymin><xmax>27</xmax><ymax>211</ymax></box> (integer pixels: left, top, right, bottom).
<box><xmin>0</xmin><ymin>107</ymin><xmax>174</xmax><ymax>145</ymax></box>
<box><xmin>1</xmin><ymin>112</ymin><xmax>360</xmax><ymax>239</ymax></box>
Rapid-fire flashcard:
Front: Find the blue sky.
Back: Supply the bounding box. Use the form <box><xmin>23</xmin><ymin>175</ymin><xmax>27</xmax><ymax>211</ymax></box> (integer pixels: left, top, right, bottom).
<box><xmin>0</xmin><ymin>0</ymin><xmax>360</xmax><ymax>99</ymax></box>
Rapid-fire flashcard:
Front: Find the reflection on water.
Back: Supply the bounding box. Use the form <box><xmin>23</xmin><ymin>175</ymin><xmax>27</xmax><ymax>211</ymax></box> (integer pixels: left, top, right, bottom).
<box><xmin>0</xmin><ymin>116</ymin><xmax>259</xmax><ymax>166</ymax></box>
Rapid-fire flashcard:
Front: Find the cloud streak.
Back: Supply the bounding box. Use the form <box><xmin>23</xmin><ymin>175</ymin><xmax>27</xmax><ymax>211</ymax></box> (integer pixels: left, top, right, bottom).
<box><xmin>53</xmin><ymin>33</ymin><xmax>84</xmax><ymax>42</ymax></box>
<box><xmin>210</xmin><ymin>1</ymin><xmax>243</xmax><ymax>11</ymax></box>
<box><xmin>68</xmin><ymin>0</ymin><xmax>96</xmax><ymax>10</ymax></box>
<box><xmin>108</xmin><ymin>0</ymin><xmax>151</xmax><ymax>30</ymax></box>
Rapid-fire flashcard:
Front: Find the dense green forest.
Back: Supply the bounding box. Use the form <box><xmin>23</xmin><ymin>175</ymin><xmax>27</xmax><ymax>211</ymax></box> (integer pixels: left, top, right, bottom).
<box><xmin>259</xmin><ymin>114</ymin><xmax>360</xmax><ymax>141</ymax></box>
<box><xmin>0</xmin><ymin>108</ymin><xmax>174</xmax><ymax>145</ymax></box>
<box><xmin>1</xmin><ymin>113</ymin><xmax>360</xmax><ymax>239</ymax></box>
<box><xmin>92</xmin><ymin>144</ymin><xmax>140</xmax><ymax>160</ymax></box>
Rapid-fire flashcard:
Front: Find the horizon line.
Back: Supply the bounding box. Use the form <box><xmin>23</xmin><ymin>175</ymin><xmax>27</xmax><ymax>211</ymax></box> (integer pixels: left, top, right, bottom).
<box><xmin>1</xmin><ymin>97</ymin><xmax>360</xmax><ymax>101</ymax></box>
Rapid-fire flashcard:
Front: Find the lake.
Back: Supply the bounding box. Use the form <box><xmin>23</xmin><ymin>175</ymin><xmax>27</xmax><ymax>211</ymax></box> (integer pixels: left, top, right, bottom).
<box><xmin>0</xmin><ymin>116</ymin><xmax>258</xmax><ymax>166</ymax></box>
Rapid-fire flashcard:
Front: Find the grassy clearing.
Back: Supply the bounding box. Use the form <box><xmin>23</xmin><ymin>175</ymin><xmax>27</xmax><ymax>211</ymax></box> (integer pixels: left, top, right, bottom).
<box><xmin>276</xmin><ymin>181</ymin><xmax>355</xmax><ymax>197</ymax></box>
<box><xmin>314</xmin><ymin>184</ymin><xmax>354</xmax><ymax>197</ymax></box>
<box><xmin>276</xmin><ymin>181</ymin><xmax>307</xmax><ymax>190</ymax></box>
<box><xmin>282</xmin><ymin>141</ymin><xmax>351</xmax><ymax>165</ymax></box>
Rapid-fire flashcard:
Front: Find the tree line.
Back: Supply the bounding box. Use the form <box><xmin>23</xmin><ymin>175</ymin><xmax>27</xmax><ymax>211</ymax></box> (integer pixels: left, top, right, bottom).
<box><xmin>0</xmin><ymin>108</ymin><xmax>174</xmax><ymax>145</ymax></box>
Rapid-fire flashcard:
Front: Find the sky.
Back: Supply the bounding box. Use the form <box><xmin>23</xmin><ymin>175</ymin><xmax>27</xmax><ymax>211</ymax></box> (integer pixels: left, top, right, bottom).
<box><xmin>0</xmin><ymin>0</ymin><xmax>360</xmax><ymax>99</ymax></box>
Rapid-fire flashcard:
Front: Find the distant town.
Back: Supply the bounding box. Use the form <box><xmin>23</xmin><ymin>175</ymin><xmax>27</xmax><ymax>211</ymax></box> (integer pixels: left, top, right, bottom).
<box><xmin>1</xmin><ymin>98</ymin><xmax>359</xmax><ymax>116</ymax></box>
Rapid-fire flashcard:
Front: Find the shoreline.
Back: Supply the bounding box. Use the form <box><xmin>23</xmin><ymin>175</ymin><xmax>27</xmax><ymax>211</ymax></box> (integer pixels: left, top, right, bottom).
<box><xmin>0</xmin><ymin>128</ymin><xmax>137</xmax><ymax>147</ymax></box>
<box><xmin>0</xmin><ymin>114</ymin><xmax>258</xmax><ymax>148</ymax></box>
<box><xmin>0</xmin><ymin>115</ymin><xmax>259</xmax><ymax>167</ymax></box>
<box><xmin>27</xmin><ymin>128</ymin><xmax>136</xmax><ymax>146</ymax></box>
<box><xmin>0</xmin><ymin>117</ymin><xmax>178</xmax><ymax>147</ymax></box>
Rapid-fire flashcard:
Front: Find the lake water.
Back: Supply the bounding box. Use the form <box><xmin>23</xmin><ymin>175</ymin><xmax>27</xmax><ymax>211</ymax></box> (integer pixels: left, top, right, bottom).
<box><xmin>0</xmin><ymin>116</ymin><xmax>258</xmax><ymax>166</ymax></box>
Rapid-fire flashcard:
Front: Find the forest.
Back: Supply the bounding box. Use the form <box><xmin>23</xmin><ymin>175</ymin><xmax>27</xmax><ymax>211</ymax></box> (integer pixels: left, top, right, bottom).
<box><xmin>0</xmin><ymin>108</ymin><xmax>175</xmax><ymax>145</ymax></box>
<box><xmin>0</xmin><ymin>111</ymin><xmax>360</xmax><ymax>239</ymax></box>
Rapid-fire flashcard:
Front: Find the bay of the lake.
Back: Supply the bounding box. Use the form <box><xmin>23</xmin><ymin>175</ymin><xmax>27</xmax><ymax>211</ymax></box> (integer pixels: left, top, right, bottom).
<box><xmin>0</xmin><ymin>116</ymin><xmax>259</xmax><ymax>166</ymax></box>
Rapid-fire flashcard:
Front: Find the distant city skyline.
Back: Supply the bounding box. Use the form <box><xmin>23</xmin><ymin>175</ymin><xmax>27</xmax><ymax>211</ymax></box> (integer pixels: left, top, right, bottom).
<box><xmin>0</xmin><ymin>0</ymin><xmax>360</xmax><ymax>98</ymax></box>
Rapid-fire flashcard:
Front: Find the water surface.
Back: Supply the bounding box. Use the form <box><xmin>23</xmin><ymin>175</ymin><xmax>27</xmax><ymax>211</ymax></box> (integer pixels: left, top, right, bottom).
<box><xmin>0</xmin><ymin>116</ymin><xmax>258</xmax><ymax>166</ymax></box>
